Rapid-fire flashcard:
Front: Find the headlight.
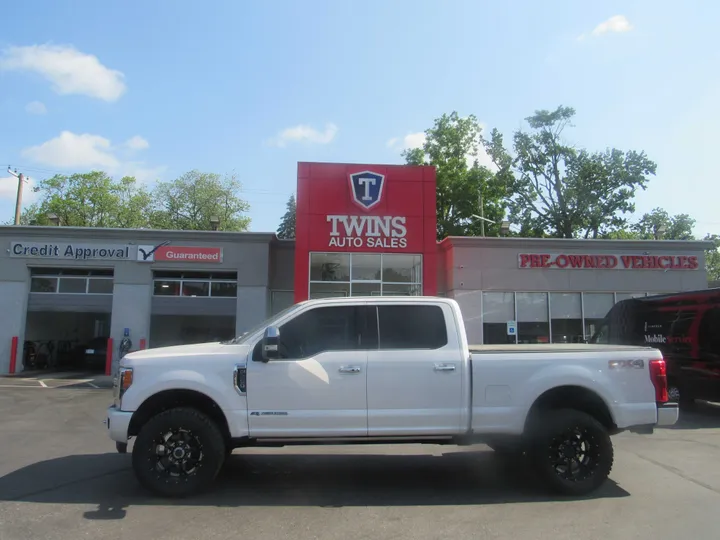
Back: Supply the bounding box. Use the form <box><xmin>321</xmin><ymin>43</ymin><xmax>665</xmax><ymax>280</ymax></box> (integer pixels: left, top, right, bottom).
<box><xmin>118</xmin><ymin>367</ymin><xmax>133</xmax><ymax>400</ymax></box>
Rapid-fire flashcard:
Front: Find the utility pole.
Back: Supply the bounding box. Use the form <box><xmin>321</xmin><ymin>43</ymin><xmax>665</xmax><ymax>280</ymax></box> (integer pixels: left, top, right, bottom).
<box><xmin>6</xmin><ymin>167</ymin><xmax>27</xmax><ymax>226</ymax></box>
<box><xmin>477</xmin><ymin>190</ymin><xmax>485</xmax><ymax>237</ymax></box>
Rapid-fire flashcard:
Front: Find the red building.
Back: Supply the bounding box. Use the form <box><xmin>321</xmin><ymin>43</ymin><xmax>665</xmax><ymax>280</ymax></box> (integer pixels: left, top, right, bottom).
<box><xmin>294</xmin><ymin>162</ymin><xmax>438</xmax><ymax>302</ymax></box>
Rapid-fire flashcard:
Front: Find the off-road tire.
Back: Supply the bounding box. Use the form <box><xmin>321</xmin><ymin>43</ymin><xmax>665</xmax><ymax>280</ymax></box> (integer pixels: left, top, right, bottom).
<box><xmin>132</xmin><ymin>407</ymin><xmax>226</xmax><ymax>497</ymax></box>
<box><xmin>528</xmin><ymin>409</ymin><xmax>614</xmax><ymax>497</ymax></box>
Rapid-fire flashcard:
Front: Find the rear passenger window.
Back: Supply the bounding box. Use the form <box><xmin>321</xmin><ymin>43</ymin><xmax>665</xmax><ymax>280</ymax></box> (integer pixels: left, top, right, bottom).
<box><xmin>377</xmin><ymin>305</ymin><xmax>448</xmax><ymax>349</ymax></box>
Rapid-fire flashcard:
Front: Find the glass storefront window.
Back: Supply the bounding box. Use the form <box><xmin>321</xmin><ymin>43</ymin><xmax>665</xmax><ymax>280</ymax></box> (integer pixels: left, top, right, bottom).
<box><xmin>583</xmin><ymin>293</ymin><xmax>614</xmax><ymax>339</ymax></box>
<box><xmin>88</xmin><ymin>278</ymin><xmax>114</xmax><ymax>294</ymax></box>
<box><xmin>310</xmin><ymin>253</ymin><xmax>350</xmax><ymax>282</ymax></box>
<box><xmin>181</xmin><ymin>281</ymin><xmax>210</xmax><ymax>297</ymax></box>
<box><xmin>382</xmin><ymin>254</ymin><xmax>422</xmax><ymax>283</ymax></box>
<box><xmin>30</xmin><ymin>277</ymin><xmax>57</xmax><ymax>293</ymax></box>
<box><xmin>309</xmin><ymin>252</ymin><xmax>423</xmax><ymax>297</ymax></box>
<box><xmin>58</xmin><ymin>277</ymin><xmax>88</xmax><ymax>293</ymax></box>
<box><xmin>309</xmin><ymin>282</ymin><xmax>350</xmax><ymax>299</ymax></box>
<box><xmin>482</xmin><ymin>292</ymin><xmax>515</xmax><ymax>344</ymax></box>
<box><xmin>550</xmin><ymin>292</ymin><xmax>583</xmax><ymax>343</ymax></box>
<box><xmin>210</xmin><ymin>282</ymin><xmax>237</xmax><ymax>297</ymax></box>
<box><xmin>351</xmin><ymin>254</ymin><xmax>381</xmax><ymax>281</ymax></box>
<box><xmin>517</xmin><ymin>292</ymin><xmax>549</xmax><ymax>344</ymax></box>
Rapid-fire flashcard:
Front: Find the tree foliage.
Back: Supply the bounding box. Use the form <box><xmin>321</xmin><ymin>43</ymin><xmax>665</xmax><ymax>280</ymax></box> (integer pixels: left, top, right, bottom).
<box><xmin>151</xmin><ymin>170</ymin><xmax>250</xmax><ymax>231</ymax></box>
<box><xmin>632</xmin><ymin>207</ymin><xmax>695</xmax><ymax>240</ymax></box>
<box><xmin>276</xmin><ymin>194</ymin><xmax>296</xmax><ymax>239</ymax></box>
<box><xmin>402</xmin><ymin>112</ymin><xmax>506</xmax><ymax>239</ymax></box>
<box><xmin>703</xmin><ymin>234</ymin><xmax>720</xmax><ymax>282</ymax></box>
<box><xmin>19</xmin><ymin>169</ymin><xmax>251</xmax><ymax>231</ymax></box>
<box><xmin>483</xmin><ymin>105</ymin><xmax>657</xmax><ymax>239</ymax></box>
<box><xmin>21</xmin><ymin>172</ymin><xmax>153</xmax><ymax>228</ymax></box>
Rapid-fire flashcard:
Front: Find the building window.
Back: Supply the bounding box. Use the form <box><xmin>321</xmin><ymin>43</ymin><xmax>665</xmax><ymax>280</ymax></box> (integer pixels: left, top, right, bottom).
<box><xmin>516</xmin><ymin>292</ymin><xmax>549</xmax><ymax>344</ymax></box>
<box><xmin>152</xmin><ymin>271</ymin><xmax>237</xmax><ymax>298</ymax></box>
<box><xmin>308</xmin><ymin>252</ymin><xmax>422</xmax><ymax>299</ymax></box>
<box><xmin>482</xmin><ymin>292</ymin><xmax>516</xmax><ymax>344</ymax></box>
<box><xmin>29</xmin><ymin>268</ymin><xmax>114</xmax><ymax>295</ymax></box>
<box><xmin>550</xmin><ymin>293</ymin><xmax>583</xmax><ymax>343</ymax></box>
<box><xmin>583</xmin><ymin>293</ymin><xmax>614</xmax><ymax>339</ymax></box>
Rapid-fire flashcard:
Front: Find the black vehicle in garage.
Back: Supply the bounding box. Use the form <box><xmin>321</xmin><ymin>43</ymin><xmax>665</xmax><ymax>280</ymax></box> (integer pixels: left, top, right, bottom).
<box><xmin>82</xmin><ymin>337</ymin><xmax>109</xmax><ymax>371</ymax></box>
<box><xmin>590</xmin><ymin>288</ymin><xmax>720</xmax><ymax>407</ymax></box>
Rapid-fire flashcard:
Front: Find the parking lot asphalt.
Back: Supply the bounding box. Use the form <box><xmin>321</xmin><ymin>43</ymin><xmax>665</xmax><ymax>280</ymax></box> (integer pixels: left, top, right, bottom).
<box><xmin>1</xmin><ymin>385</ymin><xmax>720</xmax><ymax>540</ymax></box>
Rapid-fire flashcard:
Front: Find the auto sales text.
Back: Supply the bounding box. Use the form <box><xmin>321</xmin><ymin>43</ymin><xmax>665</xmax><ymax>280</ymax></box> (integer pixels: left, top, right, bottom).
<box><xmin>327</xmin><ymin>215</ymin><xmax>408</xmax><ymax>249</ymax></box>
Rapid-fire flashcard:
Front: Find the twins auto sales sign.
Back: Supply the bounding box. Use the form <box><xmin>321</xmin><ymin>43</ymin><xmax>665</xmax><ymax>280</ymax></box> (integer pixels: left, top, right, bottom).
<box><xmin>518</xmin><ymin>253</ymin><xmax>700</xmax><ymax>270</ymax></box>
<box><xmin>298</xmin><ymin>165</ymin><xmax>434</xmax><ymax>254</ymax></box>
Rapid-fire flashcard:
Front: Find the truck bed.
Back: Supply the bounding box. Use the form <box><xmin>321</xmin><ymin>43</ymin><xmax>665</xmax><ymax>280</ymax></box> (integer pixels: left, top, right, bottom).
<box><xmin>468</xmin><ymin>343</ymin><xmax>655</xmax><ymax>354</ymax></box>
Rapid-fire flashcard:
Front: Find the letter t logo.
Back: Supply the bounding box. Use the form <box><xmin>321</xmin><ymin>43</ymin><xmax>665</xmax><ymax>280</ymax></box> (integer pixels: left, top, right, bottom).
<box><xmin>358</xmin><ymin>177</ymin><xmax>376</xmax><ymax>201</ymax></box>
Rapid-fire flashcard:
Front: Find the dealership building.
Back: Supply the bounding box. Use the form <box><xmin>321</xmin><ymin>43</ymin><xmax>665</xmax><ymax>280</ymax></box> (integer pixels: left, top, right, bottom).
<box><xmin>0</xmin><ymin>161</ymin><xmax>712</xmax><ymax>375</ymax></box>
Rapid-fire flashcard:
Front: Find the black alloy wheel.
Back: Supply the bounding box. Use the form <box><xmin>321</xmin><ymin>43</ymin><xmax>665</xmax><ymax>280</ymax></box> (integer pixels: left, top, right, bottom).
<box><xmin>529</xmin><ymin>409</ymin><xmax>614</xmax><ymax>496</ymax></box>
<box><xmin>132</xmin><ymin>407</ymin><xmax>226</xmax><ymax>497</ymax></box>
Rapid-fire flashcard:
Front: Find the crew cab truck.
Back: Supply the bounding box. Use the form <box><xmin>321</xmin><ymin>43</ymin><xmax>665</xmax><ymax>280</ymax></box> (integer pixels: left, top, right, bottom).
<box><xmin>106</xmin><ymin>296</ymin><xmax>678</xmax><ymax>498</ymax></box>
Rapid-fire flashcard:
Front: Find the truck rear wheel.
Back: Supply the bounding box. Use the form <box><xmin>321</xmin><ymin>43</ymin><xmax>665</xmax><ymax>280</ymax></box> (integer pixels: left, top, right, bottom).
<box><xmin>528</xmin><ymin>409</ymin><xmax>613</xmax><ymax>497</ymax></box>
<box><xmin>132</xmin><ymin>407</ymin><xmax>226</xmax><ymax>497</ymax></box>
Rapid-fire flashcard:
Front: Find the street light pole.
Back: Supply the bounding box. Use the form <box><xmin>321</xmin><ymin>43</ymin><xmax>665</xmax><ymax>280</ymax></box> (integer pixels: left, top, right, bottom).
<box><xmin>6</xmin><ymin>167</ymin><xmax>26</xmax><ymax>226</ymax></box>
<box><xmin>477</xmin><ymin>191</ymin><xmax>485</xmax><ymax>237</ymax></box>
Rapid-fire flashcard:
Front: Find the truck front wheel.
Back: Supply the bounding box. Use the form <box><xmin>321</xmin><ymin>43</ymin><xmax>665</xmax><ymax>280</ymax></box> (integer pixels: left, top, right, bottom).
<box><xmin>528</xmin><ymin>409</ymin><xmax>614</xmax><ymax>497</ymax></box>
<box><xmin>132</xmin><ymin>407</ymin><xmax>226</xmax><ymax>497</ymax></box>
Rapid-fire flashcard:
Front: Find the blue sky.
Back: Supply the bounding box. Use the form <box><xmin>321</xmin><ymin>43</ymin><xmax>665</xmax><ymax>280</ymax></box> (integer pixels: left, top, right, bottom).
<box><xmin>1</xmin><ymin>1</ymin><xmax>718</xmax><ymax>236</ymax></box>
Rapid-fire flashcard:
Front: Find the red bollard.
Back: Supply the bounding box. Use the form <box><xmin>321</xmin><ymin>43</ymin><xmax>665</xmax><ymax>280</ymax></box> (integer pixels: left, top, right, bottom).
<box><xmin>9</xmin><ymin>336</ymin><xmax>18</xmax><ymax>374</ymax></box>
<box><xmin>139</xmin><ymin>338</ymin><xmax>147</xmax><ymax>350</ymax></box>
<box><xmin>105</xmin><ymin>337</ymin><xmax>113</xmax><ymax>376</ymax></box>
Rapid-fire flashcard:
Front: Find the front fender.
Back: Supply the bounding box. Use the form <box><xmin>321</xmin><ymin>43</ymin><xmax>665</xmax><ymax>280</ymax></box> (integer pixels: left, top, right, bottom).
<box><xmin>120</xmin><ymin>367</ymin><xmax>243</xmax><ymax>414</ymax></box>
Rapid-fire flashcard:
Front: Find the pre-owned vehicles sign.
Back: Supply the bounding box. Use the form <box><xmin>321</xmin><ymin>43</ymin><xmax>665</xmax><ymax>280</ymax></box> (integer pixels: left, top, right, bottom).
<box><xmin>136</xmin><ymin>245</ymin><xmax>223</xmax><ymax>263</ymax></box>
<box><xmin>10</xmin><ymin>242</ymin><xmax>132</xmax><ymax>260</ymax></box>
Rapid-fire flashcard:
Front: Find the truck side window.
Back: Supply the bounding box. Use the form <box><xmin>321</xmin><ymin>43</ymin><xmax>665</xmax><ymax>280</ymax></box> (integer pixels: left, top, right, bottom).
<box><xmin>698</xmin><ymin>308</ymin><xmax>720</xmax><ymax>353</ymax></box>
<box><xmin>277</xmin><ymin>306</ymin><xmax>360</xmax><ymax>359</ymax></box>
<box><xmin>376</xmin><ymin>305</ymin><xmax>448</xmax><ymax>350</ymax></box>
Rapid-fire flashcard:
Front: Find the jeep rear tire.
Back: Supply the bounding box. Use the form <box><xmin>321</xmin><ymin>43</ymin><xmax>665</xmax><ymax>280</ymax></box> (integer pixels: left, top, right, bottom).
<box><xmin>132</xmin><ymin>407</ymin><xmax>226</xmax><ymax>498</ymax></box>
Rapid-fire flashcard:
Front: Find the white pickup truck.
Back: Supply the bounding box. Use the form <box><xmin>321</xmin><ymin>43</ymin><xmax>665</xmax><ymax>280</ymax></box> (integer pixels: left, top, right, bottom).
<box><xmin>106</xmin><ymin>296</ymin><xmax>678</xmax><ymax>498</ymax></box>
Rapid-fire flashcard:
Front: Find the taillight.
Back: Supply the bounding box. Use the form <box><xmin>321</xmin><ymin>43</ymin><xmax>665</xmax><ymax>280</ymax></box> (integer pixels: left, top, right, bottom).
<box><xmin>649</xmin><ymin>359</ymin><xmax>668</xmax><ymax>403</ymax></box>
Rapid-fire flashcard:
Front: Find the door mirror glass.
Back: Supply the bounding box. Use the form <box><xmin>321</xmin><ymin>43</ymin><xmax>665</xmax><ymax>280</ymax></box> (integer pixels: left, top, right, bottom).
<box><xmin>261</xmin><ymin>326</ymin><xmax>280</xmax><ymax>361</ymax></box>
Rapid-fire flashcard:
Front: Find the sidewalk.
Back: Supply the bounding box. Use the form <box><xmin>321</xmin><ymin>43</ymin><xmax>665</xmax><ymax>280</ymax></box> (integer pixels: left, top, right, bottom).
<box><xmin>0</xmin><ymin>370</ymin><xmax>114</xmax><ymax>388</ymax></box>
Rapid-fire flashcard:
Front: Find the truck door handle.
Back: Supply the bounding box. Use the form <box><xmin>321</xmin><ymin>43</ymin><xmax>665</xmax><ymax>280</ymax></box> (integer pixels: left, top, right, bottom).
<box><xmin>339</xmin><ymin>366</ymin><xmax>362</xmax><ymax>374</ymax></box>
<box><xmin>434</xmin><ymin>363</ymin><xmax>456</xmax><ymax>372</ymax></box>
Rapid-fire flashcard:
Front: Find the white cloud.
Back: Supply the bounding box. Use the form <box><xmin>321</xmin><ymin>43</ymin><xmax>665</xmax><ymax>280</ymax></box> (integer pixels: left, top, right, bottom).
<box><xmin>387</xmin><ymin>132</ymin><xmax>426</xmax><ymax>151</ymax></box>
<box><xmin>579</xmin><ymin>15</ymin><xmax>634</xmax><ymax>40</ymax></box>
<box><xmin>22</xmin><ymin>131</ymin><xmax>119</xmax><ymax>168</ymax></box>
<box><xmin>124</xmin><ymin>135</ymin><xmax>149</xmax><ymax>150</ymax></box>
<box><xmin>0</xmin><ymin>44</ymin><xmax>126</xmax><ymax>102</ymax></box>
<box><xmin>25</xmin><ymin>101</ymin><xmax>46</xmax><ymax>115</ymax></box>
<box><xmin>268</xmin><ymin>122</ymin><xmax>337</xmax><ymax>147</ymax></box>
<box><xmin>20</xmin><ymin>131</ymin><xmax>162</xmax><ymax>184</ymax></box>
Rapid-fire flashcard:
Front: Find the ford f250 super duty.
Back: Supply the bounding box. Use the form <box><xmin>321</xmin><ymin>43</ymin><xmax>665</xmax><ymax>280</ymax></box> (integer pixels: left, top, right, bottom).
<box><xmin>106</xmin><ymin>296</ymin><xmax>678</xmax><ymax>498</ymax></box>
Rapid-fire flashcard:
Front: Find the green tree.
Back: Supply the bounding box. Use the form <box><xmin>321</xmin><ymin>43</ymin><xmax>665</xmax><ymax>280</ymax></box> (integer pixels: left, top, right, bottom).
<box><xmin>151</xmin><ymin>170</ymin><xmax>251</xmax><ymax>231</ymax></box>
<box><xmin>403</xmin><ymin>112</ymin><xmax>506</xmax><ymax>239</ymax></box>
<box><xmin>631</xmin><ymin>207</ymin><xmax>696</xmax><ymax>240</ymax></box>
<box><xmin>483</xmin><ymin>105</ymin><xmax>657</xmax><ymax>238</ymax></box>
<box><xmin>703</xmin><ymin>234</ymin><xmax>720</xmax><ymax>282</ymax></box>
<box><xmin>19</xmin><ymin>171</ymin><xmax>153</xmax><ymax>228</ymax></box>
<box><xmin>276</xmin><ymin>194</ymin><xmax>296</xmax><ymax>239</ymax></box>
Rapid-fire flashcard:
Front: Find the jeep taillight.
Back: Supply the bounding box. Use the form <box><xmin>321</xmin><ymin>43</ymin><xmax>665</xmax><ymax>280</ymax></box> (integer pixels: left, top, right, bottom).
<box><xmin>649</xmin><ymin>359</ymin><xmax>668</xmax><ymax>403</ymax></box>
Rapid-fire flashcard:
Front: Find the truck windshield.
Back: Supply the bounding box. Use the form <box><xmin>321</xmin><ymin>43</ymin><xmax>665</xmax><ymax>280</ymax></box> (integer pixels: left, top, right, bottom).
<box><xmin>224</xmin><ymin>303</ymin><xmax>305</xmax><ymax>345</ymax></box>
